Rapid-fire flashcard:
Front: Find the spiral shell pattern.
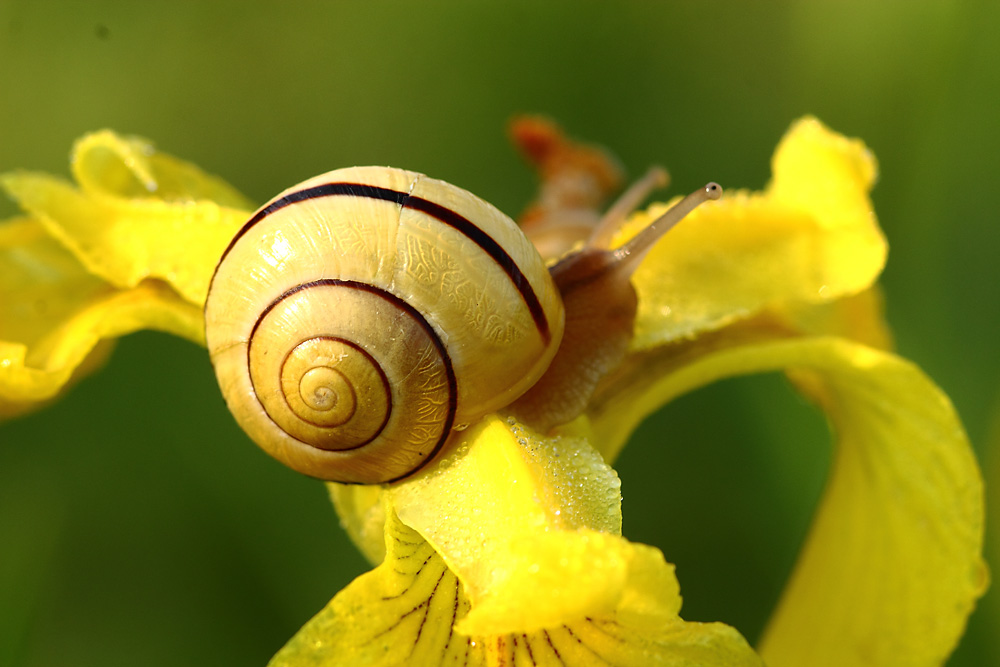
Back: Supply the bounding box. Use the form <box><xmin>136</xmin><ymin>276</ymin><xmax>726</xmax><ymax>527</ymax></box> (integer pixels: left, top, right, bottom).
<box><xmin>205</xmin><ymin>167</ymin><xmax>564</xmax><ymax>484</ymax></box>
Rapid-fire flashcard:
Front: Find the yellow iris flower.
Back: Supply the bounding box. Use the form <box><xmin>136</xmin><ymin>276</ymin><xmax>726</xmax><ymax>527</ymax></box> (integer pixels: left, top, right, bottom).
<box><xmin>0</xmin><ymin>119</ymin><xmax>987</xmax><ymax>666</ymax></box>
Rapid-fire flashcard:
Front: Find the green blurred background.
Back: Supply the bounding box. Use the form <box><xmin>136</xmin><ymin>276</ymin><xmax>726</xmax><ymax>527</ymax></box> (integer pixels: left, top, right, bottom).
<box><xmin>1</xmin><ymin>1</ymin><xmax>997</xmax><ymax>665</ymax></box>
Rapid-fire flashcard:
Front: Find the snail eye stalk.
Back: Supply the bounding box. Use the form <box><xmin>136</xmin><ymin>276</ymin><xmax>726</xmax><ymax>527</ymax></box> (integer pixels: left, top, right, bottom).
<box><xmin>611</xmin><ymin>182</ymin><xmax>723</xmax><ymax>275</ymax></box>
<box><xmin>588</xmin><ymin>166</ymin><xmax>671</xmax><ymax>250</ymax></box>
<box><xmin>511</xmin><ymin>180</ymin><xmax>723</xmax><ymax>432</ymax></box>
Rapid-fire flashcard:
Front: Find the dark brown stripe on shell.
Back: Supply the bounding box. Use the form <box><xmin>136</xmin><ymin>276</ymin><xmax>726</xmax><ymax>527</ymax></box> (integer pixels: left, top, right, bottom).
<box><xmin>248</xmin><ymin>279</ymin><xmax>457</xmax><ymax>484</ymax></box>
<box><xmin>402</xmin><ymin>193</ymin><xmax>551</xmax><ymax>343</ymax></box>
<box><xmin>211</xmin><ymin>180</ymin><xmax>551</xmax><ymax>343</ymax></box>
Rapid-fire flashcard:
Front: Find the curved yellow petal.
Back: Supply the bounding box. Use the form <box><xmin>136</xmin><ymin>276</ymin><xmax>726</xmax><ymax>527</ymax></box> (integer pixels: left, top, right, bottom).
<box><xmin>590</xmin><ymin>336</ymin><xmax>986</xmax><ymax>666</ymax></box>
<box><xmin>589</xmin><ymin>285</ymin><xmax>892</xmax><ymax>462</ymax></box>
<box><xmin>1</xmin><ymin>217</ymin><xmax>106</xmax><ymax>348</ymax></box>
<box><xmin>620</xmin><ymin>117</ymin><xmax>885</xmax><ymax>349</ymax></box>
<box><xmin>393</xmin><ymin>417</ymin><xmax>762</xmax><ymax>660</ymax></box>
<box><xmin>773</xmin><ymin>286</ymin><xmax>893</xmax><ymax>352</ymax></box>
<box><xmin>453</xmin><ymin>529</ymin><xmax>677</xmax><ymax>637</ymax></box>
<box><xmin>0</xmin><ymin>217</ymin><xmax>203</xmax><ymax>414</ymax></box>
<box><xmin>71</xmin><ymin>130</ymin><xmax>253</xmax><ymax>208</ymax></box>
<box><xmin>0</xmin><ymin>132</ymin><xmax>252</xmax><ymax>307</ymax></box>
<box><xmin>386</xmin><ymin>415</ymin><xmax>624</xmax><ymax>634</ymax></box>
<box><xmin>278</xmin><ymin>502</ymin><xmax>762</xmax><ymax>666</ymax></box>
<box><xmin>768</xmin><ymin>117</ymin><xmax>878</xmax><ymax>229</ymax></box>
<box><xmin>327</xmin><ymin>416</ymin><xmax>618</xmax><ymax>569</ymax></box>
<box><xmin>271</xmin><ymin>510</ymin><xmax>476</xmax><ymax>667</ymax></box>
<box><xmin>0</xmin><ymin>340</ymin><xmax>114</xmax><ymax>419</ymax></box>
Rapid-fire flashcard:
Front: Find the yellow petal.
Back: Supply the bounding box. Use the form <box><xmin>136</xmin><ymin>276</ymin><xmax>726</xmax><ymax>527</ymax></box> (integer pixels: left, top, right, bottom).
<box><xmin>326</xmin><ymin>415</ymin><xmax>613</xmax><ymax>569</ymax></box>
<box><xmin>773</xmin><ymin>286</ymin><xmax>893</xmax><ymax>352</ymax></box>
<box><xmin>768</xmin><ymin>117</ymin><xmax>878</xmax><ymax>228</ymax></box>
<box><xmin>590</xmin><ymin>336</ymin><xmax>986</xmax><ymax>666</ymax></box>
<box><xmin>395</xmin><ymin>417</ymin><xmax>761</xmax><ymax>659</ymax></box>
<box><xmin>621</xmin><ymin>117</ymin><xmax>886</xmax><ymax>349</ymax></box>
<box><xmin>773</xmin><ymin>288</ymin><xmax>894</xmax><ymax>409</ymax></box>
<box><xmin>71</xmin><ymin>130</ymin><xmax>252</xmax><ymax>208</ymax></box>
<box><xmin>0</xmin><ymin>339</ymin><xmax>114</xmax><ymax>419</ymax></box>
<box><xmin>589</xmin><ymin>285</ymin><xmax>892</xmax><ymax>460</ymax></box>
<box><xmin>1</xmin><ymin>217</ymin><xmax>106</xmax><ymax>348</ymax></box>
<box><xmin>0</xmin><ymin>217</ymin><xmax>203</xmax><ymax>414</ymax></box>
<box><xmin>453</xmin><ymin>529</ymin><xmax>677</xmax><ymax>637</ymax></box>
<box><xmin>271</xmin><ymin>510</ymin><xmax>475</xmax><ymax>666</ymax></box>
<box><xmin>0</xmin><ymin>132</ymin><xmax>252</xmax><ymax>307</ymax></box>
<box><xmin>386</xmin><ymin>416</ymin><xmax>625</xmax><ymax>634</ymax></box>
<box><xmin>276</xmin><ymin>502</ymin><xmax>762</xmax><ymax>666</ymax></box>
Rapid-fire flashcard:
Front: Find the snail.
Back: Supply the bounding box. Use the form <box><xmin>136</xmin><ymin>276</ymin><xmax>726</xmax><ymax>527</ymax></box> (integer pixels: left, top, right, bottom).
<box><xmin>204</xmin><ymin>120</ymin><xmax>720</xmax><ymax>485</ymax></box>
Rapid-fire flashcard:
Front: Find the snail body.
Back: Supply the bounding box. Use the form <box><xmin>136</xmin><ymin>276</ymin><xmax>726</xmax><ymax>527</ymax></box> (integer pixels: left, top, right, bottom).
<box><xmin>206</xmin><ymin>122</ymin><xmax>721</xmax><ymax>486</ymax></box>
<box><xmin>205</xmin><ymin>167</ymin><xmax>564</xmax><ymax>484</ymax></box>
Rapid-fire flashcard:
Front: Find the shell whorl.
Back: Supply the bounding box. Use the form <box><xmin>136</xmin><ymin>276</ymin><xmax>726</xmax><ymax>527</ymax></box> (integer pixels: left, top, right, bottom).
<box><xmin>248</xmin><ymin>280</ymin><xmax>455</xmax><ymax>467</ymax></box>
<box><xmin>205</xmin><ymin>167</ymin><xmax>564</xmax><ymax>484</ymax></box>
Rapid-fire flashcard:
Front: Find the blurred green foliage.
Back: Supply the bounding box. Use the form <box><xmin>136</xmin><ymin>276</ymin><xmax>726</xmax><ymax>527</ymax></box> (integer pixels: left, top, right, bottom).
<box><xmin>1</xmin><ymin>1</ymin><xmax>997</xmax><ymax>665</ymax></box>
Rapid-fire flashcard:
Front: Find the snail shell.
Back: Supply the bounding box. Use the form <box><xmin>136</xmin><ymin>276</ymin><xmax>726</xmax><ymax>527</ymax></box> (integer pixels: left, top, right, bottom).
<box><xmin>205</xmin><ymin>167</ymin><xmax>565</xmax><ymax>484</ymax></box>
